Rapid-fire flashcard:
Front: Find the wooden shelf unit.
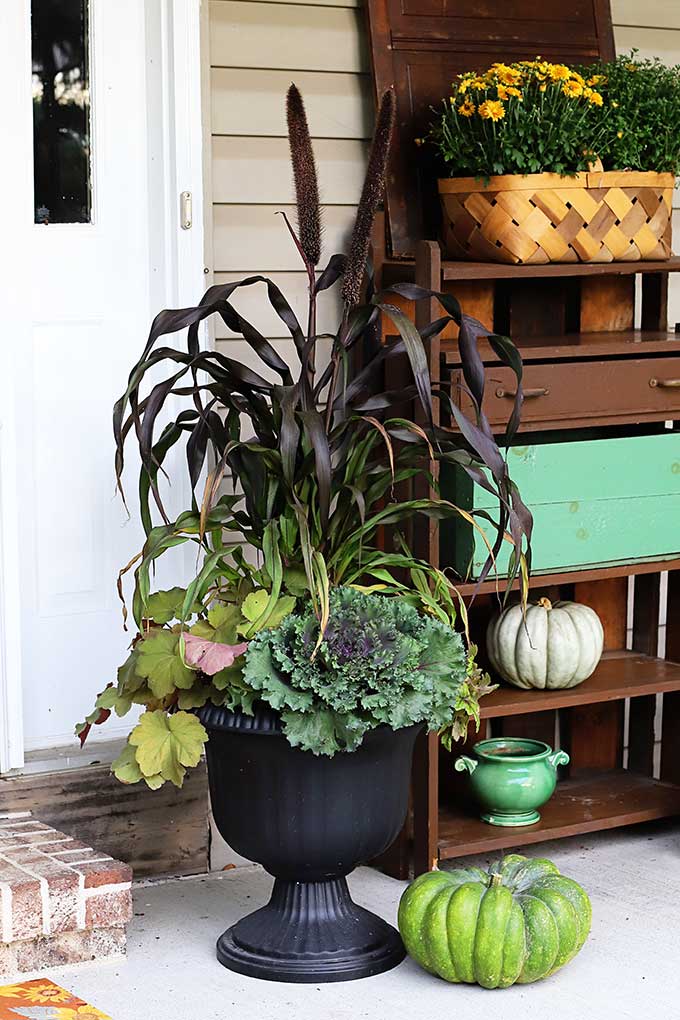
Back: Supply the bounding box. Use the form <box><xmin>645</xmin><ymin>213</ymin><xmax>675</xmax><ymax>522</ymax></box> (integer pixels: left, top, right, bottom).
<box><xmin>440</xmin><ymin>256</ymin><xmax>680</xmax><ymax>281</ymax></box>
<box><xmin>479</xmin><ymin>651</ymin><xmax>680</xmax><ymax>719</ymax></box>
<box><xmin>438</xmin><ymin>771</ymin><xmax>680</xmax><ymax>859</ymax></box>
<box><xmin>362</xmin><ymin>0</ymin><xmax>680</xmax><ymax>879</ymax></box>
<box><xmin>372</xmin><ymin>240</ymin><xmax>680</xmax><ymax>879</ymax></box>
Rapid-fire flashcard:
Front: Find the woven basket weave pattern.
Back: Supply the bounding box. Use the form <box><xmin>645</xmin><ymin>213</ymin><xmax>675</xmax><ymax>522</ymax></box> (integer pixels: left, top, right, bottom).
<box><xmin>439</xmin><ymin>172</ymin><xmax>674</xmax><ymax>265</ymax></box>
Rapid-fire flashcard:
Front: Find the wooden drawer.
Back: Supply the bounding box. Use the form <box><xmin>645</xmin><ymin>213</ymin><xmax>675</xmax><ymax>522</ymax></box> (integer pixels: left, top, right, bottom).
<box><xmin>450</xmin><ymin>356</ymin><xmax>680</xmax><ymax>430</ymax></box>
<box><xmin>440</xmin><ymin>432</ymin><xmax>680</xmax><ymax>578</ymax></box>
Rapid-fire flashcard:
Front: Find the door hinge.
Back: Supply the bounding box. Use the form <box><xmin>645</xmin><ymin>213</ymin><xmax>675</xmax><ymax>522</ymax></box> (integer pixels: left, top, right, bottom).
<box><xmin>180</xmin><ymin>191</ymin><xmax>192</xmax><ymax>230</ymax></box>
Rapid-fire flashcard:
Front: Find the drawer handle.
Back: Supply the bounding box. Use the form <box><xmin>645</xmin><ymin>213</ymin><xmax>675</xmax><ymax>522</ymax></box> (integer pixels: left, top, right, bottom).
<box><xmin>495</xmin><ymin>386</ymin><xmax>550</xmax><ymax>399</ymax></box>
<box><xmin>649</xmin><ymin>377</ymin><xmax>680</xmax><ymax>388</ymax></box>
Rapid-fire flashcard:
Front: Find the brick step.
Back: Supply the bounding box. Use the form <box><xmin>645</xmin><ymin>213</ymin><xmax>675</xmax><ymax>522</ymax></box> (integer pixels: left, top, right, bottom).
<box><xmin>0</xmin><ymin>814</ymin><xmax>132</xmax><ymax>979</ymax></box>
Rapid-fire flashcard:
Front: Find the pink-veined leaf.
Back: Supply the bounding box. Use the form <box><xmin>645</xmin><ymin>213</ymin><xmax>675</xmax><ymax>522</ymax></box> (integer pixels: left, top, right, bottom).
<box><xmin>182</xmin><ymin>633</ymin><xmax>248</xmax><ymax>676</ymax></box>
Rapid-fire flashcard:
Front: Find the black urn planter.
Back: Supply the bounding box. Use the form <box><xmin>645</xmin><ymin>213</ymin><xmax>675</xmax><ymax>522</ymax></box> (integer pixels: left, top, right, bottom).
<box><xmin>199</xmin><ymin>703</ymin><xmax>421</xmax><ymax>983</ymax></box>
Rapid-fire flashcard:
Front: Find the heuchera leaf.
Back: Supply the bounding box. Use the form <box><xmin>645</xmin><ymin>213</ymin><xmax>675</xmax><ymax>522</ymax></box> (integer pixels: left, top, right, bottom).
<box><xmin>145</xmin><ymin>587</ymin><xmax>192</xmax><ymax>625</ymax></box>
<box><xmin>135</xmin><ymin>631</ymin><xmax>196</xmax><ymax>696</ymax></box>
<box><xmin>129</xmin><ymin>710</ymin><xmax>208</xmax><ymax>788</ymax></box>
<box><xmin>112</xmin><ymin>742</ymin><xmax>164</xmax><ymax>789</ymax></box>
<box><xmin>182</xmin><ymin>633</ymin><xmax>248</xmax><ymax>676</ymax></box>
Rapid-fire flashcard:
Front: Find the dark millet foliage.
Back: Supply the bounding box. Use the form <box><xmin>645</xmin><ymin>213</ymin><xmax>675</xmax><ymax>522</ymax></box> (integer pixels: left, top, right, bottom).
<box><xmin>286</xmin><ymin>83</ymin><xmax>322</xmax><ymax>267</ymax></box>
<box><xmin>341</xmin><ymin>88</ymin><xmax>396</xmax><ymax>308</ymax></box>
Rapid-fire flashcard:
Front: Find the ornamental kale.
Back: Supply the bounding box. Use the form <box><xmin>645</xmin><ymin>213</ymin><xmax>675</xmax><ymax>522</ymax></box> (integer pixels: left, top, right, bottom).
<box><xmin>243</xmin><ymin>587</ymin><xmax>467</xmax><ymax>756</ymax></box>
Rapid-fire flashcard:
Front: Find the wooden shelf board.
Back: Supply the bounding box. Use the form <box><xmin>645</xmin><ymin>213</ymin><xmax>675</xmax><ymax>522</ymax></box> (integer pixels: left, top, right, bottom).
<box><xmin>443</xmin><ymin>331</ymin><xmax>680</xmax><ymax>366</ymax></box>
<box><xmin>454</xmin><ymin>557</ymin><xmax>680</xmax><ymax>597</ymax></box>
<box><xmin>438</xmin><ymin>770</ymin><xmax>680</xmax><ymax>859</ymax></box>
<box><xmin>441</xmin><ymin>257</ymin><xmax>680</xmax><ymax>282</ymax></box>
<box><xmin>481</xmin><ymin>650</ymin><xmax>680</xmax><ymax>718</ymax></box>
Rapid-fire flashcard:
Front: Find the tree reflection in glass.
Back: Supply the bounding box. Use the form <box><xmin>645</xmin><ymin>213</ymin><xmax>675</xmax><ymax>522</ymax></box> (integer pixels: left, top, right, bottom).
<box><xmin>32</xmin><ymin>0</ymin><xmax>91</xmax><ymax>224</ymax></box>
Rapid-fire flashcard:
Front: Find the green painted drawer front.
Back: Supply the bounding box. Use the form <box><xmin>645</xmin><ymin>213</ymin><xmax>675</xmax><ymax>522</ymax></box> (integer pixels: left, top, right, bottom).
<box><xmin>440</xmin><ymin>433</ymin><xmax>680</xmax><ymax>577</ymax></box>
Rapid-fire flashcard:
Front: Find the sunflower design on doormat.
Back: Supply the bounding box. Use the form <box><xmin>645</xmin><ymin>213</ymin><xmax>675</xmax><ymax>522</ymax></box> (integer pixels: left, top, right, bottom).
<box><xmin>0</xmin><ymin>981</ymin><xmax>110</xmax><ymax>1020</ymax></box>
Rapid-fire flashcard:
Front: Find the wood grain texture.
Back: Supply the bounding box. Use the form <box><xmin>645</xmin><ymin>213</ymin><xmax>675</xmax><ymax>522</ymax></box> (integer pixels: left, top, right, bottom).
<box><xmin>210</xmin><ymin>68</ymin><xmax>372</xmax><ymax>139</ymax></box>
<box><xmin>573</xmin><ymin>576</ymin><xmax>628</xmax><ymax>650</ymax></box>
<box><xmin>210</xmin><ymin>1</ymin><xmax>369</xmax><ymax>73</ymax></box>
<box><xmin>482</xmin><ymin>651</ymin><xmax>680</xmax><ymax>717</ymax></box>
<box><xmin>438</xmin><ymin>770</ymin><xmax>680</xmax><ymax>858</ymax></box>
<box><xmin>0</xmin><ymin>764</ymin><xmax>209</xmax><ymax>878</ymax></box>
<box><xmin>212</xmin><ymin>136</ymin><xmax>368</xmax><ymax>205</ymax></box>
<box><xmin>562</xmin><ymin>701</ymin><xmax>625</xmax><ymax>771</ymax></box>
<box><xmin>454</xmin><ymin>355</ymin><xmax>680</xmax><ymax>431</ymax></box>
<box><xmin>580</xmin><ymin>275</ymin><xmax>635</xmax><ymax>332</ymax></box>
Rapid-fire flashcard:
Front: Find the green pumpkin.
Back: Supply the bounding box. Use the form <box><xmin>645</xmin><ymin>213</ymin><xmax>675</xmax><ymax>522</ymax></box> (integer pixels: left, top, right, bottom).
<box><xmin>398</xmin><ymin>854</ymin><xmax>591</xmax><ymax>988</ymax></box>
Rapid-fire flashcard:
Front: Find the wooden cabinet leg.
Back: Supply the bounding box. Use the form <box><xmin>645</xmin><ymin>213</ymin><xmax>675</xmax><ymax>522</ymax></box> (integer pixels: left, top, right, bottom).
<box><xmin>412</xmin><ymin>730</ymin><xmax>439</xmax><ymax>875</ymax></box>
<box><xmin>629</xmin><ymin>572</ymin><xmax>661</xmax><ymax>775</ymax></box>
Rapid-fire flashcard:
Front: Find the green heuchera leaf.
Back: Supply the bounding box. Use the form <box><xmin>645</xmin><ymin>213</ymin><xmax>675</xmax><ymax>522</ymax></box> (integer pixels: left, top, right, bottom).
<box><xmin>145</xmin><ymin>587</ymin><xmax>201</xmax><ymax>625</ymax></box>
<box><xmin>95</xmin><ymin>684</ymin><xmax>132</xmax><ymax>719</ymax></box>
<box><xmin>207</xmin><ymin>603</ymin><xmax>242</xmax><ymax>643</ymax></box>
<box><xmin>239</xmin><ymin>591</ymin><xmax>296</xmax><ymax>634</ymax></box>
<box><xmin>117</xmin><ymin>649</ymin><xmax>146</xmax><ymax>696</ymax></box>
<box><xmin>129</xmin><ymin>710</ymin><xmax>208</xmax><ymax>788</ymax></box>
<box><xmin>112</xmin><ymin>742</ymin><xmax>165</xmax><ymax>790</ymax></box>
<box><xmin>243</xmin><ymin>586</ymin><xmax>467</xmax><ymax>756</ymax></box>
<box><xmin>135</xmin><ymin>630</ymin><xmax>196</xmax><ymax>697</ymax></box>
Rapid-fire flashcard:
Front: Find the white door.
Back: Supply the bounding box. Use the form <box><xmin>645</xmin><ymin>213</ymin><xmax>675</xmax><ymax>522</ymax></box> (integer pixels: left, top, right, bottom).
<box><xmin>0</xmin><ymin>0</ymin><xmax>205</xmax><ymax>764</ymax></box>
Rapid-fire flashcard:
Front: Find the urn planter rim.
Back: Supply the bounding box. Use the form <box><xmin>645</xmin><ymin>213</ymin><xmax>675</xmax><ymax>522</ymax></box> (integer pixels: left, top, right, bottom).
<box><xmin>472</xmin><ymin>736</ymin><xmax>553</xmax><ymax>762</ymax></box>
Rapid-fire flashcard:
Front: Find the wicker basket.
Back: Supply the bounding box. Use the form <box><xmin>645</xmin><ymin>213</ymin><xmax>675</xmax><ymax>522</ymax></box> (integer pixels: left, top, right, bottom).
<box><xmin>439</xmin><ymin>171</ymin><xmax>674</xmax><ymax>265</ymax></box>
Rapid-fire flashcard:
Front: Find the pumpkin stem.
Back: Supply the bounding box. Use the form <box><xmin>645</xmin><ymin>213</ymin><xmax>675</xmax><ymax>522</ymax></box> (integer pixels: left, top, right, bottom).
<box><xmin>490</xmin><ymin>873</ymin><xmax>503</xmax><ymax>888</ymax></box>
<box><xmin>537</xmin><ymin>597</ymin><xmax>552</xmax><ymax>611</ymax></box>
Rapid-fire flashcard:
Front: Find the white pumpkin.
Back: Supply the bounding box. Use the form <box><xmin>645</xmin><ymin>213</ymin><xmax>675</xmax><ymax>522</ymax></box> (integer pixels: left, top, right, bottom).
<box><xmin>486</xmin><ymin>597</ymin><xmax>604</xmax><ymax>690</ymax></box>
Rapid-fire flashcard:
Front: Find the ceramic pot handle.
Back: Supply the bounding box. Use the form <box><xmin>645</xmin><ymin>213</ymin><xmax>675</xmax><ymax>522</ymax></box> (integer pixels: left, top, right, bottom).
<box><xmin>454</xmin><ymin>755</ymin><xmax>478</xmax><ymax>775</ymax></box>
<box><xmin>548</xmin><ymin>750</ymin><xmax>570</xmax><ymax>769</ymax></box>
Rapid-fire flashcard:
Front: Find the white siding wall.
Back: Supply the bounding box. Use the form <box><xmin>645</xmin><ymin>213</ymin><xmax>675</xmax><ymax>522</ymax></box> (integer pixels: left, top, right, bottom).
<box><xmin>206</xmin><ymin>0</ymin><xmax>371</xmax><ymax>370</ymax></box>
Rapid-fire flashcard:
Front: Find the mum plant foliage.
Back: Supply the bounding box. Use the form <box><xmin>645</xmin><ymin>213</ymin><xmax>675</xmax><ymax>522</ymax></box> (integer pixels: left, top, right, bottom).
<box><xmin>582</xmin><ymin>51</ymin><xmax>680</xmax><ymax>175</ymax></box>
<box><xmin>244</xmin><ymin>587</ymin><xmax>468</xmax><ymax>755</ymax></box>
<box><xmin>431</xmin><ymin>60</ymin><xmax>609</xmax><ymax>178</ymax></box>
<box><xmin>79</xmin><ymin>85</ymin><xmax>532</xmax><ymax>787</ymax></box>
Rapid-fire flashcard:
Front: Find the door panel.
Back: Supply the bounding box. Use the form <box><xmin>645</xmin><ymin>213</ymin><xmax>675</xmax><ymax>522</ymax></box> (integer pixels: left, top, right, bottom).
<box><xmin>2</xmin><ymin>0</ymin><xmax>201</xmax><ymax>753</ymax></box>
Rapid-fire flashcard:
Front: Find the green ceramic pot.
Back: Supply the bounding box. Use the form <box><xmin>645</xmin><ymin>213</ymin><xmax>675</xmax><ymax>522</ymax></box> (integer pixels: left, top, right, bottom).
<box><xmin>454</xmin><ymin>737</ymin><xmax>570</xmax><ymax>827</ymax></box>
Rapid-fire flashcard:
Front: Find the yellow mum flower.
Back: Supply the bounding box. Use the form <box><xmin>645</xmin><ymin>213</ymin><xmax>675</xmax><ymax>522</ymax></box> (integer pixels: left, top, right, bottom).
<box><xmin>458</xmin><ymin>98</ymin><xmax>476</xmax><ymax>117</ymax></box>
<box><xmin>587</xmin><ymin>74</ymin><xmax>604</xmax><ymax>86</ymax></box>
<box><xmin>539</xmin><ymin>83</ymin><xmax>547</xmax><ymax>92</ymax></box>
<box><xmin>498</xmin><ymin>67</ymin><xmax>523</xmax><ymax>86</ymax></box>
<box><xmin>587</xmin><ymin>90</ymin><xmax>603</xmax><ymax>106</ymax></box>
<box><xmin>617</xmin><ymin>130</ymin><xmax>623</xmax><ymax>138</ymax></box>
<box><xmin>562</xmin><ymin>79</ymin><xmax>583</xmax><ymax>98</ymax></box>
<box><xmin>498</xmin><ymin>85</ymin><xmax>522</xmax><ymax>100</ymax></box>
<box><xmin>548</xmin><ymin>64</ymin><xmax>571</xmax><ymax>82</ymax></box>
<box><xmin>470</xmin><ymin>78</ymin><xmax>486</xmax><ymax>90</ymax></box>
<box><xmin>611</xmin><ymin>100</ymin><xmax>619</xmax><ymax>108</ymax></box>
<box><xmin>478</xmin><ymin>100</ymin><xmax>505</xmax><ymax>122</ymax></box>
<box><xmin>458</xmin><ymin>79</ymin><xmax>470</xmax><ymax>94</ymax></box>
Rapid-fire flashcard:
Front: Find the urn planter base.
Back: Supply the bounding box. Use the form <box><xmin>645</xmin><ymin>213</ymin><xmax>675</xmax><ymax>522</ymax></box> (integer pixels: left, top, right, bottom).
<box><xmin>199</xmin><ymin>703</ymin><xmax>421</xmax><ymax>984</ymax></box>
<box><xmin>216</xmin><ymin>876</ymin><xmax>405</xmax><ymax>983</ymax></box>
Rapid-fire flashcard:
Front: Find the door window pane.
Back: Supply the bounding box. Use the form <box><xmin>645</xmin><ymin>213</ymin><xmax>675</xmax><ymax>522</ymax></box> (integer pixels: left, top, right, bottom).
<box><xmin>32</xmin><ymin>0</ymin><xmax>92</xmax><ymax>224</ymax></box>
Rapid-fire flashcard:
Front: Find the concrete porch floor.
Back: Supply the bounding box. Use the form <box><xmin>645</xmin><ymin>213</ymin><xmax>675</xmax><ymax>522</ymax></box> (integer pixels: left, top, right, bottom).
<box><xmin>59</xmin><ymin>821</ymin><xmax>677</xmax><ymax>1020</ymax></box>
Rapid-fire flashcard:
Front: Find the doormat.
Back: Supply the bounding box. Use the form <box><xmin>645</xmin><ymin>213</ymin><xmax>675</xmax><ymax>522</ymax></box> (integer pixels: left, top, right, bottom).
<box><xmin>0</xmin><ymin>980</ymin><xmax>111</xmax><ymax>1019</ymax></box>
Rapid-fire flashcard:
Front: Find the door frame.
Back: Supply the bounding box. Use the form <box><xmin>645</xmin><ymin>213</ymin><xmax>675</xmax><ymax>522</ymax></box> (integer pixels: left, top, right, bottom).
<box><xmin>0</xmin><ymin>0</ymin><xmax>205</xmax><ymax>773</ymax></box>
